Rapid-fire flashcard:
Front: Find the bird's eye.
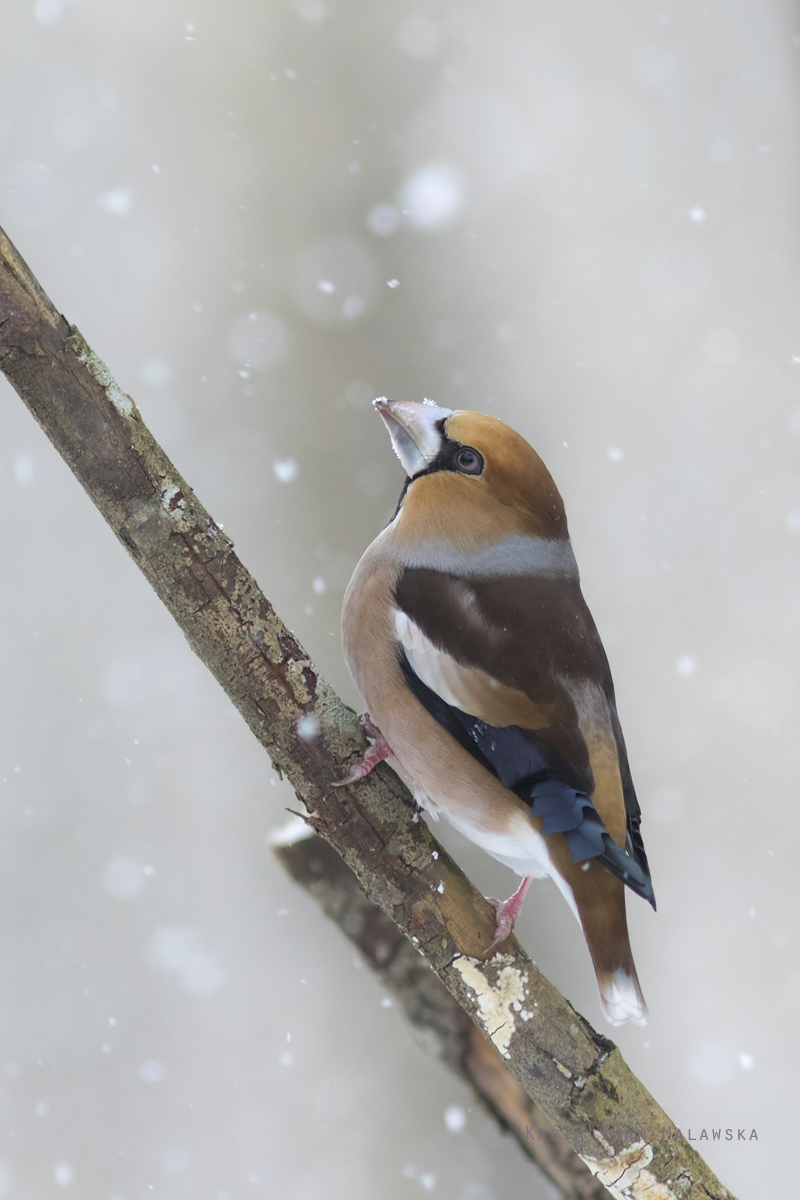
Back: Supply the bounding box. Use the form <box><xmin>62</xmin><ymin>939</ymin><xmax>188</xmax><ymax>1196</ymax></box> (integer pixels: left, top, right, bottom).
<box><xmin>454</xmin><ymin>446</ymin><xmax>484</xmax><ymax>475</ymax></box>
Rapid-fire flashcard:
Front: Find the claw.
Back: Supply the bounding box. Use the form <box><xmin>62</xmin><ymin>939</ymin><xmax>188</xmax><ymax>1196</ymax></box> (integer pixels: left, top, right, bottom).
<box><xmin>332</xmin><ymin>713</ymin><xmax>394</xmax><ymax>788</ymax></box>
<box><xmin>482</xmin><ymin>876</ymin><xmax>532</xmax><ymax>956</ymax></box>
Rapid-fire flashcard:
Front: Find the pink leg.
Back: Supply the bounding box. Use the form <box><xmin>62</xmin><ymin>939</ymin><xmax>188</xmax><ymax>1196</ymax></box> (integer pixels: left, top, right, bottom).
<box><xmin>483</xmin><ymin>876</ymin><xmax>533</xmax><ymax>955</ymax></box>
<box><xmin>332</xmin><ymin>713</ymin><xmax>395</xmax><ymax>787</ymax></box>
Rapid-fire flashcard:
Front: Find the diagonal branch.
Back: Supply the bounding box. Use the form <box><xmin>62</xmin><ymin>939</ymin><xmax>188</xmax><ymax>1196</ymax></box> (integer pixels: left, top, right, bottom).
<box><xmin>0</xmin><ymin>223</ymin><xmax>736</xmax><ymax>1200</ymax></box>
<box><xmin>272</xmin><ymin>820</ymin><xmax>607</xmax><ymax>1199</ymax></box>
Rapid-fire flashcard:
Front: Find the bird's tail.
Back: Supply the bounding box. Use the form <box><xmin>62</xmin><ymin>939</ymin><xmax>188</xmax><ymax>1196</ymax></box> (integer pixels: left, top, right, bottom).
<box><xmin>572</xmin><ymin>867</ymin><xmax>648</xmax><ymax>1027</ymax></box>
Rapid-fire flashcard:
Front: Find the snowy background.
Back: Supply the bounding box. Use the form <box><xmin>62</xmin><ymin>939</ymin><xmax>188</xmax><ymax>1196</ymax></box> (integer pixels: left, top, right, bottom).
<box><xmin>1</xmin><ymin>1</ymin><xmax>799</xmax><ymax>1197</ymax></box>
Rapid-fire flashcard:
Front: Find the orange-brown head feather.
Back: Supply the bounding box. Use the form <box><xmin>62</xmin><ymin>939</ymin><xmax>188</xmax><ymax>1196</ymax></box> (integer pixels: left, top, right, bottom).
<box><xmin>394</xmin><ymin>409</ymin><xmax>569</xmax><ymax>547</ymax></box>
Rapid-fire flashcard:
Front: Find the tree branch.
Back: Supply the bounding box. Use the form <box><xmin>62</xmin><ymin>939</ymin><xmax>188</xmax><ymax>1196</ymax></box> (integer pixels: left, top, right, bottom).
<box><xmin>0</xmin><ymin>223</ymin><xmax>736</xmax><ymax>1200</ymax></box>
<box><xmin>272</xmin><ymin>819</ymin><xmax>607</xmax><ymax>1199</ymax></box>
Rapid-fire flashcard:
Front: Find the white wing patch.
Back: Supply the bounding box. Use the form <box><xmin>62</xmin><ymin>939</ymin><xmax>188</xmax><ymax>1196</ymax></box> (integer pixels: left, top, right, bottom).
<box><xmin>394</xmin><ymin>608</ymin><xmax>457</xmax><ymax>702</ymax></box>
<box><xmin>394</xmin><ymin>608</ymin><xmax>494</xmax><ymax>714</ymax></box>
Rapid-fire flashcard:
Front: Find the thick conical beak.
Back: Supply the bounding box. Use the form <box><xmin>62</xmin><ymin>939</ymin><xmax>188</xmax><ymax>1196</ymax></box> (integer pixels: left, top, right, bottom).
<box><xmin>373</xmin><ymin>398</ymin><xmax>454</xmax><ymax>478</ymax></box>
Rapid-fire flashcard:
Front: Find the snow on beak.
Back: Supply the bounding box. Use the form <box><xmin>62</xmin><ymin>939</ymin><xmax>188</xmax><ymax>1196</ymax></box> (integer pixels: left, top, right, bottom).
<box><xmin>373</xmin><ymin>398</ymin><xmax>454</xmax><ymax>478</ymax></box>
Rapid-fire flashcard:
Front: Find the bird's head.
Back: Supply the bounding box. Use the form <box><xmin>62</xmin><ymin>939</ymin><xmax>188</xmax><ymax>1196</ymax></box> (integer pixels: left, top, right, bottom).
<box><xmin>374</xmin><ymin>398</ymin><xmax>568</xmax><ymax>552</ymax></box>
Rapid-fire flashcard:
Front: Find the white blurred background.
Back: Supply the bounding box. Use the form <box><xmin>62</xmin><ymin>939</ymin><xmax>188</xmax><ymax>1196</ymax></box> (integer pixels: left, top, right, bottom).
<box><xmin>1</xmin><ymin>1</ymin><xmax>799</xmax><ymax>1196</ymax></box>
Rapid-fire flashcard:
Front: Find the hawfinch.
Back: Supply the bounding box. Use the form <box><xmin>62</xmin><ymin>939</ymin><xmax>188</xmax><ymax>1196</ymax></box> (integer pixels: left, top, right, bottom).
<box><xmin>338</xmin><ymin>400</ymin><xmax>654</xmax><ymax>1027</ymax></box>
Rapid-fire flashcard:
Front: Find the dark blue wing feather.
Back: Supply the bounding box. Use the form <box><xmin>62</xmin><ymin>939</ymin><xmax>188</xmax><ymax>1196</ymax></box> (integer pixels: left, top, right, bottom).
<box><xmin>398</xmin><ymin>649</ymin><xmax>655</xmax><ymax>908</ymax></box>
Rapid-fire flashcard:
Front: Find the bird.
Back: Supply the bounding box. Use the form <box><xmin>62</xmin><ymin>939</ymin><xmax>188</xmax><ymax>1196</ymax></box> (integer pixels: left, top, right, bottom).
<box><xmin>337</xmin><ymin>398</ymin><xmax>655</xmax><ymax>1027</ymax></box>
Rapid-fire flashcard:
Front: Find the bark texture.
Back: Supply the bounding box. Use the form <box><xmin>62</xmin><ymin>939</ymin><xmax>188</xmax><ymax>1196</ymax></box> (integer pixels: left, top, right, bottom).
<box><xmin>0</xmin><ymin>223</ymin><xmax>737</xmax><ymax>1200</ymax></box>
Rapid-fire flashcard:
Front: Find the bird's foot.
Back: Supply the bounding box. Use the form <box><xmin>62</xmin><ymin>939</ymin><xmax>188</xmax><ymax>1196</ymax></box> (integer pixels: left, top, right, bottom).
<box><xmin>332</xmin><ymin>713</ymin><xmax>394</xmax><ymax>787</ymax></box>
<box><xmin>483</xmin><ymin>876</ymin><xmax>532</xmax><ymax>956</ymax></box>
